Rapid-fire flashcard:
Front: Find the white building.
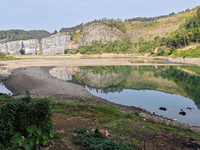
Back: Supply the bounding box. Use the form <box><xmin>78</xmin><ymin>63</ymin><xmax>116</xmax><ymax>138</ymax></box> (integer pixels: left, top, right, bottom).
<box><xmin>0</xmin><ymin>40</ymin><xmax>23</xmax><ymax>55</ymax></box>
<box><xmin>23</xmin><ymin>39</ymin><xmax>39</xmax><ymax>54</ymax></box>
<box><xmin>41</xmin><ymin>34</ymin><xmax>68</xmax><ymax>54</ymax></box>
<box><xmin>49</xmin><ymin>67</ymin><xmax>72</xmax><ymax>81</ymax></box>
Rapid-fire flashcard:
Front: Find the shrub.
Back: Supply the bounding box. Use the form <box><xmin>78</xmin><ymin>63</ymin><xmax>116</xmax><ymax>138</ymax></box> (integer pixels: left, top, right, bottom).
<box><xmin>169</xmin><ymin>46</ymin><xmax>176</xmax><ymax>55</ymax></box>
<box><xmin>83</xmin><ymin>137</ymin><xmax>131</xmax><ymax>150</ymax></box>
<box><xmin>19</xmin><ymin>49</ymin><xmax>25</xmax><ymax>55</ymax></box>
<box><xmin>156</xmin><ymin>47</ymin><xmax>165</xmax><ymax>56</ymax></box>
<box><xmin>64</xmin><ymin>49</ymin><xmax>69</xmax><ymax>54</ymax></box>
<box><xmin>0</xmin><ymin>92</ymin><xmax>55</xmax><ymax>149</ymax></box>
<box><xmin>71</xmin><ymin>126</ymin><xmax>131</xmax><ymax>150</ymax></box>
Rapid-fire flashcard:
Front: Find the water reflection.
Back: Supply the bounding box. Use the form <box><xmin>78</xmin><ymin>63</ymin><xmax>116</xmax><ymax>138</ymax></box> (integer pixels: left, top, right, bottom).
<box><xmin>50</xmin><ymin>65</ymin><xmax>200</xmax><ymax>126</ymax></box>
<box><xmin>49</xmin><ymin>67</ymin><xmax>80</xmax><ymax>81</ymax></box>
<box><xmin>129</xmin><ymin>59</ymin><xmax>184</xmax><ymax>64</ymax></box>
<box><xmin>0</xmin><ymin>68</ymin><xmax>12</xmax><ymax>95</ymax></box>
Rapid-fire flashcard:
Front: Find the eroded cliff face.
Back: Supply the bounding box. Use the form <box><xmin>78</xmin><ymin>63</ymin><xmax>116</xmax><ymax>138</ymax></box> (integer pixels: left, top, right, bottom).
<box><xmin>77</xmin><ymin>24</ymin><xmax>124</xmax><ymax>46</ymax></box>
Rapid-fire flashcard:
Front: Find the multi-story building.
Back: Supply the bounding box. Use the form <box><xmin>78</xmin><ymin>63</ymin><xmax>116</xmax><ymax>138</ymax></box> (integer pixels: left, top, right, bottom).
<box><xmin>41</xmin><ymin>34</ymin><xmax>69</xmax><ymax>54</ymax></box>
<box><xmin>23</xmin><ymin>39</ymin><xmax>39</xmax><ymax>54</ymax></box>
<box><xmin>0</xmin><ymin>40</ymin><xmax>23</xmax><ymax>55</ymax></box>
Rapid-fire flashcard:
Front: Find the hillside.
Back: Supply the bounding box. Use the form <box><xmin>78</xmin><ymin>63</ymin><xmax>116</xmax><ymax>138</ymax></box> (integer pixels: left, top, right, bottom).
<box><xmin>61</xmin><ymin>7</ymin><xmax>197</xmax><ymax>44</ymax></box>
<box><xmin>77</xmin><ymin>24</ymin><xmax>124</xmax><ymax>45</ymax></box>
<box><xmin>60</xmin><ymin>6</ymin><xmax>200</xmax><ymax>58</ymax></box>
<box><xmin>0</xmin><ymin>29</ymin><xmax>51</xmax><ymax>42</ymax></box>
<box><xmin>125</xmin><ymin>7</ymin><xmax>196</xmax><ymax>42</ymax></box>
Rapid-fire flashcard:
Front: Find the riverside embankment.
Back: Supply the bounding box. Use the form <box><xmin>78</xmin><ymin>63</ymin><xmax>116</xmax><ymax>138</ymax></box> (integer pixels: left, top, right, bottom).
<box><xmin>4</xmin><ymin>66</ymin><xmax>200</xmax><ymax>133</ymax></box>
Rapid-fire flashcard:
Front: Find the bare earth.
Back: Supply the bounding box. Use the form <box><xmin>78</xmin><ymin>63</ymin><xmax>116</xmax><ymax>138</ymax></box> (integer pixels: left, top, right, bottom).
<box><xmin>2</xmin><ymin>56</ymin><xmax>200</xmax><ymax>133</ymax></box>
<box><xmin>1</xmin><ymin>54</ymin><xmax>200</xmax><ymax>68</ymax></box>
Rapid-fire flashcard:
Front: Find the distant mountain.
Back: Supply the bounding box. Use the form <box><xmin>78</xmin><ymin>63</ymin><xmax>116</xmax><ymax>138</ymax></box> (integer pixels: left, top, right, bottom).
<box><xmin>0</xmin><ymin>29</ymin><xmax>51</xmax><ymax>42</ymax></box>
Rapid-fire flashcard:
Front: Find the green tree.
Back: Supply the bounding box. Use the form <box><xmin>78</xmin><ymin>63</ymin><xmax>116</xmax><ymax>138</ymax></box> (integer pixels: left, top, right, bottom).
<box><xmin>197</xmin><ymin>6</ymin><xmax>200</xmax><ymax>19</ymax></box>
<box><xmin>54</xmin><ymin>30</ymin><xmax>58</xmax><ymax>34</ymax></box>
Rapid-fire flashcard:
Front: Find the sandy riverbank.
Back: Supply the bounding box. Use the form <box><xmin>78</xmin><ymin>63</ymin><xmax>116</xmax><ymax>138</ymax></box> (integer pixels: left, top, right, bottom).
<box><xmin>0</xmin><ymin>55</ymin><xmax>198</xmax><ymax>69</ymax></box>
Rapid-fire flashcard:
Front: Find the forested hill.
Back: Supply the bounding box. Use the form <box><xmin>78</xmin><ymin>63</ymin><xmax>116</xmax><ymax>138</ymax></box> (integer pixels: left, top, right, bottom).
<box><xmin>0</xmin><ymin>30</ymin><xmax>51</xmax><ymax>42</ymax></box>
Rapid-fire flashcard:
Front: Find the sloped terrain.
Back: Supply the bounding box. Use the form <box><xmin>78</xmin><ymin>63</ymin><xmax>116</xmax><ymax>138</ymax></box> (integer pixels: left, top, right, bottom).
<box><xmin>77</xmin><ymin>24</ymin><xmax>124</xmax><ymax>45</ymax></box>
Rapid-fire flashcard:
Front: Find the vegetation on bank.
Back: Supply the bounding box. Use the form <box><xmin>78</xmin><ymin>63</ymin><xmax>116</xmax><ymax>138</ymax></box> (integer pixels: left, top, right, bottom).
<box><xmin>0</xmin><ymin>92</ymin><xmax>56</xmax><ymax>150</ymax></box>
<box><xmin>0</xmin><ymin>53</ymin><xmax>21</xmax><ymax>61</ymax></box>
<box><xmin>173</xmin><ymin>46</ymin><xmax>200</xmax><ymax>58</ymax></box>
<box><xmin>77</xmin><ymin>37</ymin><xmax>132</xmax><ymax>54</ymax></box>
<box><xmin>0</xmin><ymin>94</ymin><xmax>200</xmax><ymax>149</ymax></box>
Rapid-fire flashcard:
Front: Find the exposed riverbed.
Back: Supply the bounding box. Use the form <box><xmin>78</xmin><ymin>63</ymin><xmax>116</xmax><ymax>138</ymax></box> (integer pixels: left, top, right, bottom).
<box><xmin>1</xmin><ymin>57</ymin><xmax>200</xmax><ymax>132</ymax></box>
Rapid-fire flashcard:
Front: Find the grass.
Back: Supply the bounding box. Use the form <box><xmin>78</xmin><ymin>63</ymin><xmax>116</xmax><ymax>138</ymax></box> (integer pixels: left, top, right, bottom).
<box><xmin>1</xmin><ymin>96</ymin><xmax>200</xmax><ymax>149</ymax></box>
<box><xmin>50</xmin><ymin>100</ymin><xmax>136</xmax><ymax>124</ymax></box>
<box><xmin>173</xmin><ymin>46</ymin><xmax>200</xmax><ymax>58</ymax></box>
<box><xmin>0</xmin><ymin>94</ymin><xmax>13</xmax><ymax>101</ymax></box>
<box><xmin>0</xmin><ymin>55</ymin><xmax>21</xmax><ymax>61</ymax></box>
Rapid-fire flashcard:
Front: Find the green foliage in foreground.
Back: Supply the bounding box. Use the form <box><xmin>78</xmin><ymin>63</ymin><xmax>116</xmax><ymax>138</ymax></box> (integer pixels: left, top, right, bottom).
<box><xmin>0</xmin><ymin>93</ymin><xmax>56</xmax><ymax>149</ymax></box>
<box><xmin>72</xmin><ymin>126</ymin><xmax>132</xmax><ymax>150</ymax></box>
<box><xmin>10</xmin><ymin>124</ymin><xmax>56</xmax><ymax>150</ymax></box>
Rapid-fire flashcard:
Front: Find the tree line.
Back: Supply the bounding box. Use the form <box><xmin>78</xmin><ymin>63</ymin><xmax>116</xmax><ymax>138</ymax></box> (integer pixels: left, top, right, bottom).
<box><xmin>60</xmin><ymin>18</ymin><xmax>127</xmax><ymax>33</ymax></box>
<box><xmin>125</xmin><ymin>8</ymin><xmax>190</xmax><ymax>22</ymax></box>
<box><xmin>0</xmin><ymin>30</ymin><xmax>51</xmax><ymax>42</ymax></box>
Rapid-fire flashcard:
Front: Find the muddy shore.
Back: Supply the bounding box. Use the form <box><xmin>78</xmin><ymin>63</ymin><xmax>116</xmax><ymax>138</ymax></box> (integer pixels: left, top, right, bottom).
<box><xmin>4</xmin><ymin>66</ymin><xmax>200</xmax><ymax>133</ymax></box>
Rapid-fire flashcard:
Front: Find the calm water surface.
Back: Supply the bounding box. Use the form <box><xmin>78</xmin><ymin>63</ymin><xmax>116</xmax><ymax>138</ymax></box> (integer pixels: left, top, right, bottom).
<box><xmin>0</xmin><ymin>68</ymin><xmax>12</xmax><ymax>95</ymax></box>
<box><xmin>50</xmin><ymin>65</ymin><xmax>200</xmax><ymax>126</ymax></box>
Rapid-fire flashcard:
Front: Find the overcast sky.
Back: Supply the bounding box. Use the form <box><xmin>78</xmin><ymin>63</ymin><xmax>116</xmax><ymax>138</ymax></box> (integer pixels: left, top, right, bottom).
<box><xmin>0</xmin><ymin>0</ymin><xmax>199</xmax><ymax>33</ymax></box>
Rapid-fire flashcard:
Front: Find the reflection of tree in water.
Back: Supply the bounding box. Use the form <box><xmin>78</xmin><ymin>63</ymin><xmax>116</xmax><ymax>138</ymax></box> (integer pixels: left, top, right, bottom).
<box><xmin>159</xmin><ymin>66</ymin><xmax>200</xmax><ymax>109</ymax></box>
<box><xmin>73</xmin><ymin>66</ymin><xmax>200</xmax><ymax>109</ymax></box>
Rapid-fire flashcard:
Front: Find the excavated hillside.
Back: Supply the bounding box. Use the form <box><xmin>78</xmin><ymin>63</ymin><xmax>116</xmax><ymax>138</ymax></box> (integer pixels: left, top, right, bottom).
<box><xmin>77</xmin><ymin>24</ymin><xmax>124</xmax><ymax>45</ymax></box>
<box><xmin>74</xmin><ymin>7</ymin><xmax>197</xmax><ymax>45</ymax></box>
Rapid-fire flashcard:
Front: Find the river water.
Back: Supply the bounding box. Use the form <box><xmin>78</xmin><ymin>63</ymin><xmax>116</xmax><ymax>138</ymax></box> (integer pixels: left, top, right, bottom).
<box><xmin>49</xmin><ymin>64</ymin><xmax>200</xmax><ymax>126</ymax></box>
<box><xmin>0</xmin><ymin>68</ymin><xmax>12</xmax><ymax>95</ymax></box>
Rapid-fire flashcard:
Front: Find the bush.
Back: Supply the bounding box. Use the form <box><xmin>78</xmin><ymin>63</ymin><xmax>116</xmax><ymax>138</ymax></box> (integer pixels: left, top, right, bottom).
<box><xmin>64</xmin><ymin>49</ymin><xmax>69</xmax><ymax>54</ymax></box>
<box><xmin>72</xmin><ymin>126</ymin><xmax>131</xmax><ymax>150</ymax></box>
<box><xmin>169</xmin><ymin>46</ymin><xmax>176</xmax><ymax>55</ymax></box>
<box><xmin>156</xmin><ymin>47</ymin><xmax>165</xmax><ymax>56</ymax></box>
<box><xmin>83</xmin><ymin>137</ymin><xmax>131</xmax><ymax>150</ymax></box>
<box><xmin>0</xmin><ymin>92</ymin><xmax>55</xmax><ymax>149</ymax></box>
<box><xmin>19</xmin><ymin>49</ymin><xmax>25</xmax><ymax>55</ymax></box>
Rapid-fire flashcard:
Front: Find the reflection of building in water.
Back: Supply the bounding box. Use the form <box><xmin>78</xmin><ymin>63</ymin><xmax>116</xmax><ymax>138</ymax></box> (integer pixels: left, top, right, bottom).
<box><xmin>67</xmin><ymin>67</ymin><xmax>80</xmax><ymax>75</ymax></box>
<box><xmin>49</xmin><ymin>67</ymin><xmax>72</xmax><ymax>81</ymax></box>
<box><xmin>49</xmin><ymin>67</ymin><xmax>80</xmax><ymax>81</ymax></box>
<box><xmin>0</xmin><ymin>68</ymin><xmax>11</xmax><ymax>80</ymax></box>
